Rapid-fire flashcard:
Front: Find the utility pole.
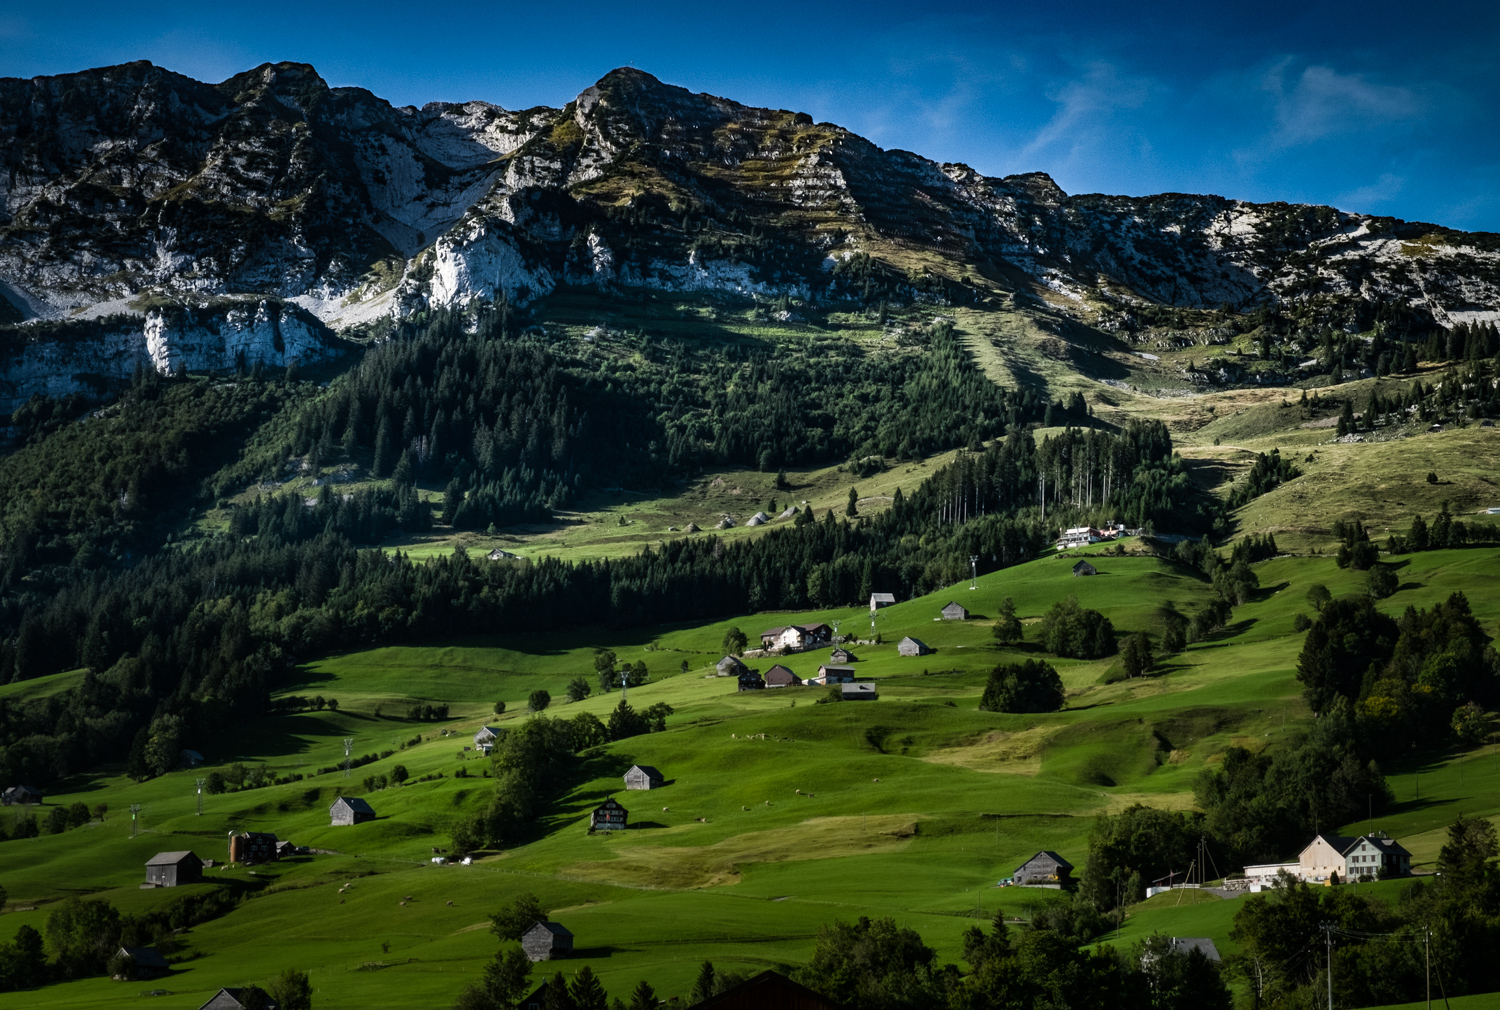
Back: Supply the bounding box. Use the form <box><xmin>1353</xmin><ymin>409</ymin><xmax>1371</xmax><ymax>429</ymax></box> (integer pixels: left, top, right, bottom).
<box><xmin>343</xmin><ymin>738</ymin><xmax>354</xmax><ymax>778</ymax></box>
<box><xmin>129</xmin><ymin>803</ymin><xmax>141</xmax><ymax>838</ymax></box>
<box><xmin>620</xmin><ymin>668</ymin><xmax>629</xmax><ymax>703</ymax></box>
<box><xmin>1324</xmin><ymin>923</ymin><xmax>1334</xmax><ymax>1010</ymax></box>
<box><xmin>195</xmin><ymin>778</ymin><xmax>206</xmax><ymax>816</ymax></box>
<box><xmin>969</xmin><ymin>555</ymin><xmax>979</xmax><ymax>590</ymax></box>
<box><xmin>1425</xmin><ymin>924</ymin><xmax>1431</xmax><ymax>1010</ymax></box>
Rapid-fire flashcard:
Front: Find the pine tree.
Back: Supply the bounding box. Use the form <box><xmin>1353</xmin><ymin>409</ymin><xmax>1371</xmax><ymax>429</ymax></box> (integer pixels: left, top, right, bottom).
<box><xmin>570</xmin><ymin>966</ymin><xmax>609</xmax><ymax>1010</ymax></box>
<box><xmin>691</xmin><ymin>962</ymin><xmax>716</xmax><ymax>1004</ymax></box>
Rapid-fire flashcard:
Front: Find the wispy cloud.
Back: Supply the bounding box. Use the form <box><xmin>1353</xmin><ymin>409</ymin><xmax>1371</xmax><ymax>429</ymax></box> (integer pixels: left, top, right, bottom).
<box><xmin>1337</xmin><ymin>172</ymin><xmax>1405</xmax><ymax>211</ymax></box>
<box><xmin>1020</xmin><ymin>61</ymin><xmax>1155</xmax><ymax>163</ymax></box>
<box><xmin>1264</xmin><ymin>61</ymin><xmax>1422</xmax><ymax>146</ymax></box>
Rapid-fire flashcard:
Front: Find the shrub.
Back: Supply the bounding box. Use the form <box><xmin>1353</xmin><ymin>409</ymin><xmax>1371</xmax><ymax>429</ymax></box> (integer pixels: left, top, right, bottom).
<box><xmin>493</xmin><ymin>700</ymin><xmax>506</xmax><ymax>716</ymax></box>
<box><xmin>1293</xmin><ymin>613</ymin><xmax>1312</xmax><ymax>632</ymax></box>
<box><xmin>1038</xmin><ymin>597</ymin><xmax>1116</xmax><ymax>659</ymax></box>
<box><xmin>527</xmin><ymin>690</ymin><xmax>551</xmax><ymax>713</ymax></box>
<box><xmin>979</xmin><ymin>659</ymin><xmax>1065</xmax><ymax>713</ymax></box>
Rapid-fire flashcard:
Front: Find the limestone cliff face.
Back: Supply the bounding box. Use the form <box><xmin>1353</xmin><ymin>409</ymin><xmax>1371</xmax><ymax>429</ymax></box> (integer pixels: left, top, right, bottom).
<box><xmin>2</xmin><ymin>61</ymin><xmax>1498</xmax><ymax>405</ymax></box>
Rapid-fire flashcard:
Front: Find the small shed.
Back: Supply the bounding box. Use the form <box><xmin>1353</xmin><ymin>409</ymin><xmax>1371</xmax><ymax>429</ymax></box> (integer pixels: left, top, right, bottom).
<box><xmin>1013</xmin><ymin>850</ymin><xmax>1074</xmax><ymax>885</ymax></box>
<box><xmin>521</xmin><ymin>920</ymin><xmax>574</xmax><ymax>961</ymax></box>
<box><xmin>624</xmin><ymin>765</ymin><xmax>664</xmax><ymax>790</ymax></box>
<box><xmin>487</xmin><ymin>548</ymin><xmax>520</xmax><ymax>560</ymax></box>
<box><xmin>145</xmin><ymin>851</ymin><xmax>203</xmax><ymax>888</ymax></box>
<box><xmin>830</xmin><ymin>647</ymin><xmax>858</xmax><ymax>663</ymax></box>
<box><xmin>115</xmin><ymin>946</ymin><xmax>169</xmax><ymax>980</ymax></box>
<box><xmin>869</xmin><ymin>592</ymin><xmax>896</xmax><ymax>612</ymax></box>
<box><xmin>474</xmin><ymin>726</ymin><xmax>503</xmax><ymax>754</ymax></box>
<box><xmin>1</xmin><ymin>784</ymin><xmax>42</xmax><ymax>806</ymax></box>
<box><xmin>198</xmin><ymin>988</ymin><xmax>281</xmax><ymax>1010</ymax></box>
<box><xmin>940</xmin><ymin>601</ymin><xmax>969</xmax><ymax>621</ymax></box>
<box><xmin>897</xmin><ymin>636</ymin><xmax>931</xmax><ymax>657</ymax></box>
<box><xmin>842</xmin><ymin>682</ymin><xmax>878</xmax><ymax>701</ymax></box>
<box><xmin>1072</xmin><ymin>560</ymin><xmax>1097</xmax><ymax>577</ymax></box>
<box><xmin>737</xmin><ymin>671</ymin><xmax>766</xmax><ymax>692</ymax></box>
<box><xmin>329</xmin><ymin>796</ymin><xmax>376</xmax><ymax>826</ymax></box>
<box><xmin>817</xmin><ymin>664</ymin><xmax>857</xmax><ymax>684</ymax></box>
<box><xmin>179</xmin><ymin>749</ymin><xmax>205</xmax><ymax>769</ymax></box>
<box><xmin>693</xmin><ymin>969</ymin><xmax>847</xmax><ymax>1010</ymax></box>
<box><xmin>764</xmin><ymin>664</ymin><xmax>800</xmax><ymax>688</ymax></box>
<box><xmin>716</xmin><ymin>655</ymin><xmax>749</xmax><ymax>677</ymax></box>
<box><xmin>590</xmin><ymin>797</ymin><xmax>628</xmax><ymax>831</ymax></box>
<box><xmin>275</xmin><ymin>840</ymin><xmax>297</xmax><ymax>858</ymax></box>
<box><xmin>228</xmin><ymin>831</ymin><xmax>279</xmax><ymax>864</ymax></box>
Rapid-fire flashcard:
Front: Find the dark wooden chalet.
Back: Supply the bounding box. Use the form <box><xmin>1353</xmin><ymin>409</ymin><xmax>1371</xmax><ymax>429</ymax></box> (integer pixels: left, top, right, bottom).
<box><xmin>1</xmin><ymin>784</ymin><xmax>42</xmax><ymax>806</ymax></box>
<box><xmin>329</xmin><ymin>796</ymin><xmax>376</xmax><ymax>826</ymax></box>
<box><xmin>693</xmin><ymin>969</ymin><xmax>848</xmax><ymax>1010</ymax></box>
<box><xmin>145</xmin><ymin>851</ymin><xmax>203</xmax><ymax>888</ymax></box>
<box><xmin>764</xmin><ymin>664</ymin><xmax>801</xmax><ymax>688</ymax></box>
<box><xmin>1013</xmin><ymin>850</ymin><xmax>1074</xmax><ymax>885</ymax></box>
<box><xmin>816</xmin><ymin>664</ymin><xmax>856</xmax><ymax>684</ymax></box>
<box><xmin>829</xmin><ymin>647</ymin><xmax>858</xmax><ymax>663</ymax></box>
<box><xmin>228</xmin><ymin>830</ymin><xmax>279</xmax><ymax>864</ymax></box>
<box><xmin>940</xmin><ymin>601</ymin><xmax>969</xmax><ymax>620</ymax></box>
<box><xmin>521</xmin><ymin>920</ymin><xmax>574</xmax><ymax>961</ymax></box>
<box><xmin>1072</xmin><ymin>561</ymin><xmax>1097</xmax><ymax>577</ymax></box>
<box><xmin>590</xmin><ymin>797</ymin><xmax>628</xmax><ymax>831</ymax></box>
<box><xmin>737</xmin><ymin>670</ymin><xmax>766</xmax><ymax>692</ymax></box>
<box><xmin>115</xmin><ymin>946</ymin><xmax>169</xmax><ymax>979</ymax></box>
<box><xmin>198</xmin><ymin>988</ymin><xmax>280</xmax><ymax>1010</ymax></box>
<box><xmin>624</xmin><ymin>765</ymin><xmax>664</xmax><ymax>790</ymax></box>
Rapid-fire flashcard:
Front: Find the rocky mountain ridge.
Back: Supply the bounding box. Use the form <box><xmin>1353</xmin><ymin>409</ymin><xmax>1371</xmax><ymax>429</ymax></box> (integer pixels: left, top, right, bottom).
<box><xmin>2</xmin><ymin>61</ymin><xmax>1499</xmax><ymax>394</ymax></box>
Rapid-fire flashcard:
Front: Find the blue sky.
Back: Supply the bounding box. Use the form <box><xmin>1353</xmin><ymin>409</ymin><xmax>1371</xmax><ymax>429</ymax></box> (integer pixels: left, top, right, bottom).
<box><xmin>4</xmin><ymin>0</ymin><xmax>1498</xmax><ymax>231</ymax></box>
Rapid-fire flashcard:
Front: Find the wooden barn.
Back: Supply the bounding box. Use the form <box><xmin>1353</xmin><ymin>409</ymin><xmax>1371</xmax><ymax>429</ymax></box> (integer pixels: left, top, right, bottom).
<box><xmin>897</xmin><ymin>636</ymin><xmax>931</xmax><ymax>657</ymax></box>
<box><xmin>228</xmin><ymin>830</ymin><xmax>279</xmax><ymax>864</ymax></box>
<box><xmin>694</xmin><ymin>969</ymin><xmax>848</xmax><ymax>1010</ymax></box>
<box><xmin>198</xmin><ymin>988</ymin><xmax>281</xmax><ymax>1010</ymax></box>
<box><xmin>144</xmin><ymin>851</ymin><xmax>203</xmax><ymax>888</ymax></box>
<box><xmin>329</xmin><ymin>796</ymin><xmax>376</xmax><ymax>826</ymax></box>
<box><xmin>830</xmin><ymin>646</ymin><xmax>858</xmax><ymax>663</ymax></box>
<box><xmin>841</xmin><ymin>682</ymin><xmax>878</xmax><ymax>701</ymax></box>
<box><xmin>474</xmin><ymin>725</ymin><xmax>503</xmax><ymax>754</ymax></box>
<box><xmin>940</xmin><ymin>601</ymin><xmax>969</xmax><ymax>620</ymax></box>
<box><xmin>1013</xmin><ymin>850</ymin><xmax>1074</xmax><ymax>886</ymax></box>
<box><xmin>520</xmin><ymin>920</ymin><xmax>574</xmax><ymax>961</ymax></box>
<box><xmin>1</xmin><ymin>784</ymin><xmax>41</xmax><ymax>806</ymax></box>
<box><xmin>869</xmin><ymin>592</ymin><xmax>896</xmax><ymax>612</ymax></box>
<box><xmin>716</xmin><ymin>655</ymin><xmax>749</xmax><ymax>677</ymax></box>
<box><xmin>1072</xmin><ymin>561</ymin><xmax>1097</xmax><ymax>577</ymax></box>
<box><xmin>816</xmin><ymin>664</ymin><xmax>856</xmax><ymax>684</ymax></box>
<box><xmin>623</xmin><ymin>765</ymin><xmax>664</xmax><ymax>790</ymax></box>
<box><xmin>114</xmin><ymin>946</ymin><xmax>169</xmax><ymax>980</ymax></box>
<box><xmin>590</xmin><ymin>797</ymin><xmax>628</xmax><ymax>831</ymax></box>
<box><xmin>764</xmin><ymin>664</ymin><xmax>801</xmax><ymax>688</ymax></box>
<box><xmin>737</xmin><ymin>670</ymin><xmax>766</xmax><ymax>692</ymax></box>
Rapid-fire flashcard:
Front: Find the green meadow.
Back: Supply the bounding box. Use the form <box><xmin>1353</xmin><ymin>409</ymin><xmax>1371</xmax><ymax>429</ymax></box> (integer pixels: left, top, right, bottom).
<box><xmin>3</xmin><ymin>545</ymin><xmax>1498</xmax><ymax>1009</ymax></box>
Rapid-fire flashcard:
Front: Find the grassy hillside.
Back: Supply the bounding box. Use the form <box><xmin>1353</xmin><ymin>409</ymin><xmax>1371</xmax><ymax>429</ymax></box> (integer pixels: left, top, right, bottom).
<box><xmin>3</xmin><ymin>545</ymin><xmax>1497</xmax><ymax>1008</ymax></box>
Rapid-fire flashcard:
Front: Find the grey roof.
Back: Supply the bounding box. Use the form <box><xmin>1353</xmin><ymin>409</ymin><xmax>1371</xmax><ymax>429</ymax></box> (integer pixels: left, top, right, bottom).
<box><xmin>332</xmin><ymin>796</ymin><xmax>375</xmax><ymax>814</ymax></box>
<box><xmin>870</xmin><ymin>593</ymin><xmax>896</xmax><ymax>604</ymax></box>
<box><xmin>146</xmin><ymin>851</ymin><xmax>201</xmax><ymax>866</ymax></box>
<box><xmin>120</xmin><ymin>946</ymin><xmax>169</xmax><ymax>968</ymax></box>
<box><xmin>1016</xmin><ymin>850</ymin><xmax>1074</xmax><ymax>873</ymax></box>
<box><xmin>526</xmin><ymin>920</ymin><xmax>573</xmax><ymax>937</ymax></box>
<box><xmin>820</xmin><ymin>665</ymin><xmax>857</xmax><ymax>675</ymax></box>
<box><xmin>1170</xmin><ymin>937</ymin><xmax>1221</xmax><ymax>962</ymax></box>
<box><xmin>1350</xmin><ymin>834</ymin><xmax>1411</xmax><ymax>857</ymax></box>
<box><xmin>626</xmin><ymin>765</ymin><xmax>663</xmax><ymax>779</ymax></box>
<box><xmin>198</xmin><ymin>988</ymin><xmax>280</xmax><ymax>1010</ymax></box>
<box><xmin>1311</xmin><ymin>833</ymin><xmax>1358</xmax><ymax>854</ymax></box>
<box><xmin>841</xmin><ymin>682</ymin><xmax>877</xmax><ymax>696</ymax></box>
<box><xmin>899</xmin><ymin>636</ymin><xmax>929</xmax><ymax>648</ymax></box>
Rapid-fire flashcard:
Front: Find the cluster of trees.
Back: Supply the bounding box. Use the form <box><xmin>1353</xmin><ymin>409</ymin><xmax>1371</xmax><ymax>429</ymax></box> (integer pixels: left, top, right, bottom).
<box><xmin>1223</xmin><ymin>449</ymin><xmax>1299</xmax><ymax>511</ymax></box>
<box><xmin>228</xmin><ymin>483</ymin><xmax>432</xmax><ymax>546</ymax></box>
<box><xmin>978</xmin><ymin>659</ymin><xmax>1065</xmax><ymax>713</ymax></box>
<box><xmin>1390</xmin><ymin>504</ymin><xmax>1500</xmax><ymax>555</ymax></box>
<box><xmin>1037</xmin><ymin>597</ymin><xmax>1117</xmax><ymax>659</ymax></box>
<box><xmin>1228</xmin><ymin>815</ymin><xmax>1500</xmax><ymax>1007</ymax></box>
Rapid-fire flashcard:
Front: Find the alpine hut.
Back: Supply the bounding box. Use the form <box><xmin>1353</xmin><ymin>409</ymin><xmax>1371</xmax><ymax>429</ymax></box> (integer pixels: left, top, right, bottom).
<box><xmin>830</xmin><ymin>646</ymin><xmax>858</xmax><ymax>663</ymax></box>
<box><xmin>589</xmin><ymin>797</ymin><xmax>628</xmax><ymax>832</ymax></box>
<box><xmin>623</xmin><ymin>765</ymin><xmax>664</xmax><ymax>790</ymax></box>
<box><xmin>737</xmin><ymin>670</ymin><xmax>766</xmax><ymax>692</ymax></box>
<box><xmin>716</xmin><ymin>655</ymin><xmax>749</xmax><ymax>677</ymax></box>
<box><xmin>940</xmin><ymin>601</ymin><xmax>969</xmax><ymax>620</ymax></box>
<box><xmin>474</xmin><ymin>725</ymin><xmax>503</xmax><ymax>754</ymax></box>
<box><xmin>869</xmin><ymin>592</ymin><xmax>896</xmax><ymax>612</ymax></box>
<box><xmin>897</xmin><ymin>636</ymin><xmax>932</xmax><ymax>657</ymax></box>
<box><xmin>329</xmin><ymin>796</ymin><xmax>376</xmax><ymax>826</ymax></box>
<box><xmin>841</xmin><ymin>682</ymin><xmax>878</xmax><ymax>701</ymax></box>
<box><xmin>144</xmin><ymin>851</ymin><xmax>203</xmax><ymax>888</ymax></box>
<box><xmin>198</xmin><ymin>989</ymin><xmax>281</xmax><ymax>1010</ymax></box>
<box><xmin>521</xmin><ymin>921</ymin><xmax>574</xmax><ymax>961</ymax></box>
<box><xmin>816</xmin><ymin>665</ymin><xmax>857</xmax><ymax>684</ymax></box>
<box><xmin>1071</xmin><ymin>561</ymin><xmax>1097</xmax><ymax>577</ymax></box>
<box><xmin>114</xmin><ymin>946</ymin><xmax>169</xmax><ymax>980</ymax></box>
<box><xmin>764</xmin><ymin>664</ymin><xmax>801</xmax><ymax>688</ymax></box>
<box><xmin>1013</xmin><ymin>851</ymin><xmax>1074</xmax><ymax>886</ymax></box>
<box><xmin>1</xmin><ymin>784</ymin><xmax>42</xmax><ymax>806</ymax></box>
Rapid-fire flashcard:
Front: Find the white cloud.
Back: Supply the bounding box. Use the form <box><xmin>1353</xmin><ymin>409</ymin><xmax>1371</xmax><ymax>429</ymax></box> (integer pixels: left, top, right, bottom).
<box><xmin>1264</xmin><ymin>61</ymin><xmax>1422</xmax><ymax>146</ymax></box>
<box><xmin>1337</xmin><ymin>172</ymin><xmax>1405</xmax><ymax>211</ymax></box>
<box><xmin>1020</xmin><ymin>62</ymin><xmax>1154</xmax><ymax>163</ymax></box>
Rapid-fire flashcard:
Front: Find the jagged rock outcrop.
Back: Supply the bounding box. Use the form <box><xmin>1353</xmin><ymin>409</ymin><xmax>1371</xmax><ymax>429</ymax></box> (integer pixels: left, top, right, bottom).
<box><xmin>2</xmin><ymin>61</ymin><xmax>1498</xmax><ymax>394</ymax></box>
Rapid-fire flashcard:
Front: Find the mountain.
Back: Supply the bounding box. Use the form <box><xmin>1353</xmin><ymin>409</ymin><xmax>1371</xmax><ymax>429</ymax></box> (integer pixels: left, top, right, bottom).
<box><xmin>3</xmin><ymin>62</ymin><xmax>1499</xmax><ymax>403</ymax></box>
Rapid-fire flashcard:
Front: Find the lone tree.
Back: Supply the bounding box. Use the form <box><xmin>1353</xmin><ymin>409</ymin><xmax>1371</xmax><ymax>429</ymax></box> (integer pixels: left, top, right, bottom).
<box><xmin>527</xmin><ymin>690</ymin><xmax>551</xmax><ymax>713</ymax></box>
<box><xmin>566</xmin><ymin>677</ymin><xmax>591</xmax><ymax>703</ymax></box>
<box><xmin>846</xmin><ymin>487</ymin><xmax>859</xmax><ymax>517</ymax></box>
<box><xmin>979</xmin><ymin>659</ymin><xmax>1066</xmax><ymax>713</ymax></box>
<box><xmin>1120</xmin><ymin>633</ymin><xmax>1155</xmax><ymax>679</ymax></box>
<box><xmin>992</xmin><ymin>597</ymin><xmax>1023</xmax><ymax>646</ymax></box>
<box><xmin>1367</xmin><ymin>563</ymin><xmax>1398</xmax><ymax>599</ymax></box>
<box><xmin>722</xmin><ymin>626</ymin><xmax>748</xmax><ymax>656</ymax></box>
<box><xmin>489</xmin><ymin>893</ymin><xmax>548</xmax><ymax>941</ymax></box>
<box><xmin>268</xmin><ymin>969</ymin><xmax>313</xmax><ymax>1010</ymax></box>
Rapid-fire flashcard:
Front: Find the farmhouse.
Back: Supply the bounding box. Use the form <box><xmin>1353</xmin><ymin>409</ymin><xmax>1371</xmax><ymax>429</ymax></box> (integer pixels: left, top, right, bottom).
<box><xmin>1013</xmin><ymin>851</ymin><xmax>1073</xmax><ymax>886</ymax></box>
<box><xmin>144</xmin><ymin>851</ymin><xmax>203</xmax><ymax>888</ymax></box>
<box><xmin>737</xmin><ymin>670</ymin><xmax>766</xmax><ymax>691</ymax></box>
<box><xmin>1072</xmin><ymin>560</ymin><xmax>1097</xmax><ymax>577</ymax></box>
<box><xmin>764</xmin><ymin>664</ymin><xmax>801</xmax><ymax>688</ymax></box>
<box><xmin>521</xmin><ymin>921</ymin><xmax>574</xmax><ymax>961</ymax></box>
<box><xmin>114</xmin><ymin>946</ymin><xmax>169</xmax><ymax>979</ymax></box>
<box><xmin>897</xmin><ymin>636</ymin><xmax>931</xmax><ymax>657</ymax></box>
<box><xmin>841</xmin><ymin>682</ymin><xmax>878</xmax><ymax>701</ymax></box>
<box><xmin>693</xmin><ymin>969</ymin><xmax>846</xmax><ymax>1010</ymax></box>
<box><xmin>329</xmin><ymin>796</ymin><xmax>376</xmax><ymax>826</ymax></box>
<box><xmin>1</xmin><ymin>784</ymin><xmax>41</xmax><ymax>805</ymax></box>
<box><xmin>716</xmin><ymin>655</ymin><xmax>749</xmax><ymax>677</ymax></box>
<box><xmin>590</xmin><ymin>797</ymin><xmax>628</xmax><ymax>831</ymax></box>
<box><xmin>759</xmin><ymin>623</ymin><xmax>833</xmax><ymax>653</ymax></box>
<box><xmin>228</xmin><ymin>831</ymin><xmax>279</xmax><ymax>864</ymax></box>
<box><xmin>1298</xmin><ymin>834</ymin><xmax>1355</xmax><ymax>882</ymax></box>
<box><xmin>869</xmin><ymin>592</ymin><xmax>896</xmax><ymax>612</ymax></box>
<box><xmin>623</xmin><ymin>765</ymin><xmax>664</xmax><ymax>790</ymax></box>
<box><xmin>830</xmin><ymin>646</ymin><xmax>858</xmax><ymax>663</ymax></box>
<box><xmin>1343</xmin><ymin>833</ymin><xmax>1411</xmax><ymax>880</ymax></box>
<box><xmin>474</xmin><ymin>726</ymin><xmax>503</xmax><ymax>754</ymax></box>
<box><xmin>940</xmin><ymin>601</ymin><xmax>969</xmax><ymax>620</ymax></box>
<box><xmin>198</xmin><ymin>988</ymin><xmax>281</xmax><ymax>1010</ymax></box>
<box><xmin>816</xmin><ymin>664</ymin><xmax>857</xmax><ymax>684</ymax></box>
